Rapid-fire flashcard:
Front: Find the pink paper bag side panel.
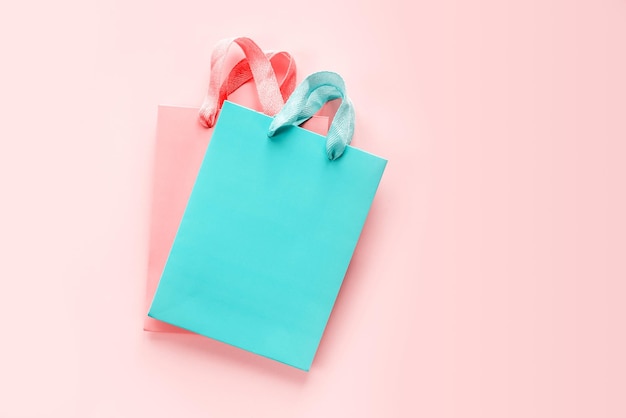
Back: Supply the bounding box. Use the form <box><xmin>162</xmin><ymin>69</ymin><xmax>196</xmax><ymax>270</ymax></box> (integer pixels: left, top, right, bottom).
<box><xmin>144</xmin><ymin>106</ymin><xmax>210</xmax><ymax>332</ymax></box>
<box><xmin>144</xmin><ymin>106</ymin><xmax>329</xmax><ymax>332</ymax></box>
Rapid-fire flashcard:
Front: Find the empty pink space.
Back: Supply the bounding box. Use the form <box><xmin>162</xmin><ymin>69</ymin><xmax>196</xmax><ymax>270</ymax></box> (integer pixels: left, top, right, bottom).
<box><xmin>0</xmin><ymin>0</ymin><xmax>624</xmax><ymax>417</ymax></box>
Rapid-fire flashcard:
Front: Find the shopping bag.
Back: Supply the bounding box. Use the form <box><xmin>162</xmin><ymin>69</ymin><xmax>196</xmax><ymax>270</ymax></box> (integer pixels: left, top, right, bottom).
<box><xmin>144</xmin><ymin>37</ymin><xmax>328</xmax><ymax>333</ymax></box>
<box><xmin>148</xmin><ymin>72</ymin><xmax>386</xmax><ymax>371</ymax></box>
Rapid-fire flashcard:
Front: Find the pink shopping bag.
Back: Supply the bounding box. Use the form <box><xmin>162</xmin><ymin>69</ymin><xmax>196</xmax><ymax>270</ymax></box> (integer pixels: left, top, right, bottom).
<box><xmin>144</xmin><ymin>38</ymin><xmax>328</xmax><ymax>332</ymax></box>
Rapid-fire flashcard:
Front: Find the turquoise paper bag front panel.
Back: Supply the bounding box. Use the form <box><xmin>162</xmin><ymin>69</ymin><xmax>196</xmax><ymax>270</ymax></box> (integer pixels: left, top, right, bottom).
<box><xmin>149</xmin><ymin>101</ymin><xmax>386</xmax><ymax>371</ymax></box>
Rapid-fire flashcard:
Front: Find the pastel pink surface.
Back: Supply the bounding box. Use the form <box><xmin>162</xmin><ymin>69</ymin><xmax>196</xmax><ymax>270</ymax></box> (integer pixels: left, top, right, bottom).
<box><xmin>1</xmin><ymin>1</ymin><xmax>625</xmax><ymax>418</ymax></box>
<box><xmin>144</xmin><ymin>106</ymin><xmax>328</xmax><ymax>333</ymax></box>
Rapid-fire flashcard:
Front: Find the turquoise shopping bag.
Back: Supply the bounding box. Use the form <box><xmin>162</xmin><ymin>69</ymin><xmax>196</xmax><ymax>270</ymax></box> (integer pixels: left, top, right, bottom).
<box><xmin>148</xmin><ymin>72</ymin><xmax>387</xmax><ymax>371</ymax></box>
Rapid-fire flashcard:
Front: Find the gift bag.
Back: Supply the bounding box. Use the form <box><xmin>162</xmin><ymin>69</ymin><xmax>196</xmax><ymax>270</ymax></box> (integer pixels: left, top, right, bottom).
<box><xmin>144</xmin><ymin>37</ymin><xmax>328</xmax><ymax>333</ymax></box>
<box><xmin>148</xmin><ymin>72</ymin><xmax>387</xmax><ymax>371</ymax></box>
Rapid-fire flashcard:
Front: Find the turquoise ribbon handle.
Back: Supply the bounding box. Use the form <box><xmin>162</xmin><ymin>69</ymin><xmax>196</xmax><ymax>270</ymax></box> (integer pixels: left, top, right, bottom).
<box><xmin>267</xmin><ymin>71</ymin><xmax>355</xmax><ymax>160</ymax></box>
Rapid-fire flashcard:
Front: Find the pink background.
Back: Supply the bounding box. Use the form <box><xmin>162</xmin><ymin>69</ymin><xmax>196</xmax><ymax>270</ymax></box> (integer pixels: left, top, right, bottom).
<box><xmin>1</xmin><ymin>0</ymin><xmax>625</xmax><ymax>417</ymax></box>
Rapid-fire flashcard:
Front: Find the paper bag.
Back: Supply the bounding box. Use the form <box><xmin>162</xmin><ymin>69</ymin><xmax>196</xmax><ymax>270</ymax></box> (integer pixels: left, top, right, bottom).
<box><xmin>149</xmin><ymin>72</ymin><xmax>386</xmax><ymax>370</ymax></box>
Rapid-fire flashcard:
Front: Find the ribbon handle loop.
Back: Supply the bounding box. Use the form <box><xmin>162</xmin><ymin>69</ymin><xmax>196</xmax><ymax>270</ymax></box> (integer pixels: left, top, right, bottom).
<box><xmin>220</xmin><ymin>51</ymin><xmax>296</xmax><ymax>106</ymax></box>
<box><xmin>267</xmin><ymin>72</ymin><xmax>355</xmax><ymax>160</ymax></box>
<box><xmin>199</xmin><ymin>37</ymin><xmax>290</xmax><ymax>128</ymax></box>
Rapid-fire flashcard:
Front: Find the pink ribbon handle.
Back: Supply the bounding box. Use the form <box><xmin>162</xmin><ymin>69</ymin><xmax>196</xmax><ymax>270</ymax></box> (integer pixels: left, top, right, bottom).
<box><xmin>199</xmin><ymin>37</ymin><xmax>289</xmax><ymax>128</ymax></box>
<box><xmin>217</xmin><ymin>51</ymin><xmax>296</xmax><ymax>113</ymax></box>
